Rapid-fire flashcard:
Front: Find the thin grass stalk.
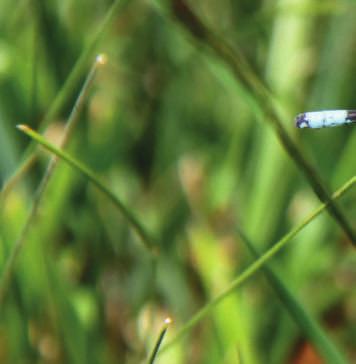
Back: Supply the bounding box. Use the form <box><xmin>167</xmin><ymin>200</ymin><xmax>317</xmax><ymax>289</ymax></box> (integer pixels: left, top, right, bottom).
<box><xmin>158</xmin><ymin>175</ymin><xmax>355</xmax><ymax>353</ymax></box>
<box><xmin>148</xmin><ymin>318</ymin><xmax>172</xmax><ymax>364</ymax></box>
<box><xmin>0</xmin><ymin>56</ymin><xmax>103</xmax><ymax>308</ymax></box>
<box><xmin>156</xmin><ymin>0</ymin><xmax>356</xmax><ymax>245</ymax></box>
<box><xmin>1</xmin><ymin>0</ymin><xmax>130</xmax><ymax>199</ymax></box>
<box><xmin>235</xmin><ymin>227</ymin><xmax>348</xmax><ymax>364</ymax></box>
<box><xmin>16</xmin><ymin>124</ymin><xmax>158</xmax><ymax>255</ymax></box>
<box><xmin>29</xmin><ymin>23</ymin><xmax>39</xmax><ymax>125</ymax></box>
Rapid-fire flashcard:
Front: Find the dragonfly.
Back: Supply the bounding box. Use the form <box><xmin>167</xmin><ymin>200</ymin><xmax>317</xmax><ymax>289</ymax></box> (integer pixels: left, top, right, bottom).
<box><xmin>295</xmin><ymin>110</ymin><xmax>356</xmax><ymax>129</ymax></box>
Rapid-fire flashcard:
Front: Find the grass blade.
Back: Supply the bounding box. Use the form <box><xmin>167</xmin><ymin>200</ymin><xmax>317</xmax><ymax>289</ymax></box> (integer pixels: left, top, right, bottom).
<box><xmin>153</xmin><ymin>0</ymin><xmax>356</xmax><ymax>245</ymax></box>
<box><xmin>16</xmin><ymin>124</ymin><xmax>158</xmax><ymax>255</ymax></box>
<box><xmin>0</xmin><ymin>56</ymin><xmax>103</xmax><ymax>308</ymax></box>
<box><xmin>159</xmin><ymin>174</ymin><xmax>355</xmax><ymax>353</ymax></box>
<box><xmin>148</xmin><ymin>318</ymin><xmax>172</xmax><ymax>364</ymax></box>
<box><xmin>1</xmin><ymin>0</ymin><xmax>130</xmax><ymax>199</ymax></box>
<box><xmin>236</xmin><ymin>227</ymin><xmax>348</xmax><ymax>364</ymax></box>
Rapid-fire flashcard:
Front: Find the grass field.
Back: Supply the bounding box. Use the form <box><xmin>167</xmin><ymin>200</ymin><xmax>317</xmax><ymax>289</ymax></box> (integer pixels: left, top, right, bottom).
<box><xmin>0</xmin><ymin>1</ymin><xmax>355</xmax><ymax>363</ymax></box>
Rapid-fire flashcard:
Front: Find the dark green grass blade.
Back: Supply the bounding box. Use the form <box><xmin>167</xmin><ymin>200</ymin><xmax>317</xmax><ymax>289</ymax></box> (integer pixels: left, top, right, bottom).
<box><xmin>152</xmin><ymin>0</ymin><xmax>356</xmax><ymax>245</ymax></box>
<box><xmin>236</xmin><ymin>227</ymin><xmax>348</xmax><ymax>364</ymax></box>
<box><xmin>158</xmin><ymin>175</ymin><xmax>355</xmax><ymax>353</ymax></box>
<box><xmin>16</xmin><ymin>125</ymin><xmax>158</xmax><ymax>255</ymax></box>
<box><xmin>0</xmin><ymin>57</ymin><xmax>102</xmax><ymax>308</ymax></box>
<box><xmin>1</xmin><ymin>0</ymin><xmax>130</xmax><ymax>199</ymax></box>
<box><xmin>148</xmin><ymin>318</ymin><xmax>172</xmax><ymax>364</ymax></box>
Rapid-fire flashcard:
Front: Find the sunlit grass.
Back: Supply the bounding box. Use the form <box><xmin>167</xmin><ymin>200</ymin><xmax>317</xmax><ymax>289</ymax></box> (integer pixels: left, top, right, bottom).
<box><xmin>0</xmin><ymin>1</ymin><xmax>355</xmax><ymax>363</ymax></box>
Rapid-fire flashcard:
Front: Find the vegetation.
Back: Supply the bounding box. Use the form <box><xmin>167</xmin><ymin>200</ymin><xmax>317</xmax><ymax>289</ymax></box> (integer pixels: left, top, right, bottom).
<box><xmin>0</xmin><ymin>1</ymin><xmax>355</xmax><ymax>363</ymax></box>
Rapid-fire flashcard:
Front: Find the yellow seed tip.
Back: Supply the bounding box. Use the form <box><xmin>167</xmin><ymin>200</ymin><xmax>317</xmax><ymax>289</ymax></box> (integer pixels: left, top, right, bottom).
<box><xmin>96</xmin><ymin>54</ymin><xmax>107</xmax><ymax>65</ymax></box>
<box><xmin>164</xmin><ymin>317</ymin><xmax>172</xmax><ymax>325</ymax></box>
<box><xmin>16</xmin><ymin>124</ymin><xmax>30</xmax><ymax>132</ymax></box>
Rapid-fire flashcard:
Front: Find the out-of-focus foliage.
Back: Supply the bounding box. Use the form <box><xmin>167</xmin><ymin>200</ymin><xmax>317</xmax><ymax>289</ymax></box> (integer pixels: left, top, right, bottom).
<box><xmin>0</xmin><ymin>0</ymin><xmax>355</xmax><ymax>363</ymax></box>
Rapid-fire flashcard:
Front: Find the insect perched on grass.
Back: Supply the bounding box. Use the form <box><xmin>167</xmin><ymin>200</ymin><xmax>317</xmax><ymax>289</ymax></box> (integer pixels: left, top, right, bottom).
<box><xmin>295</xmin><ymin>110</ymin><xmax>356</xmax><ymax>128</ymax></box>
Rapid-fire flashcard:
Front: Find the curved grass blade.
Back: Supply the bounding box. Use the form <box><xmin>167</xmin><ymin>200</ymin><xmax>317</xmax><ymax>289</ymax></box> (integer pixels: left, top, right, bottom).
<box><xmin>152</xmin><ymin>0</ymin><xmax>356</xmax><ymax>246</ymax></box>
<box><xmin>236</xmin><ymin>227</ymin><xmax>348</xmax><ymax>364</ymax></box>
<box><xmin>16</xmin><ymin>124</ymin><xmax>158</xmax><ymax>255</ymax></box>
<box><xmin>1</xmin><ymin>0</ymin><xmax>130</xmax><ymax>199</ymax></box>
<box><xmin>158</xmin><ymin>175</ymin><xmax>355</xmax><ymax>353</ymax></box>
<box><xmin>0</xmin><ymin>56</ymin><xmax>104</xmax><ymax>308</ymax></box>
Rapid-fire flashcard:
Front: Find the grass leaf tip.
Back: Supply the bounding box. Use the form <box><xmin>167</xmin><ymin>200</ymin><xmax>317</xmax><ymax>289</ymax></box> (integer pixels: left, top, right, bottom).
<box><xmin>16</xmin><ymin>124</ymin><xmax>31</xmax><ymax>132</ymax></box>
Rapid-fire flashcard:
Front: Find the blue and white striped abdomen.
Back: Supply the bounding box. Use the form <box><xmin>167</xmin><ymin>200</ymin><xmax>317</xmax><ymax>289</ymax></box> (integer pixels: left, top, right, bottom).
<box><xmin>295</xmin><ymin>110</ymin><xmax>356</xmax><ymax>128</ymax></box>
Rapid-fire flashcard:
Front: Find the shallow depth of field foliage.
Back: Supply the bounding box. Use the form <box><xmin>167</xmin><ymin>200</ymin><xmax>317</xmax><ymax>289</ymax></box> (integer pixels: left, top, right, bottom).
<box><xmin>0</xmin><ymin>0</ymin><xmax>355</xmax><ymax>363</ymax></box>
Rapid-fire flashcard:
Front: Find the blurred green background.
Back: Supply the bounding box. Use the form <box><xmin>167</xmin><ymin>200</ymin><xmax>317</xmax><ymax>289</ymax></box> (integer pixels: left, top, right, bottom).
<box><xmin>0</xmin><ymin>0</ymin><xmax>355</xmax><ymax>363</ymax></box>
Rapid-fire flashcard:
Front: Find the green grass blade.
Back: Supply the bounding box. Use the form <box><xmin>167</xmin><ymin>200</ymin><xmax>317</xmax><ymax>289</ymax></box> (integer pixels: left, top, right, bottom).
<box><xmin>236</xmin><ymin>227</ymin><xmax>348</xmax><ymax>364</ymax></box>
<box><xmin>148</xmin><ymin>318</ymin><xmax>172</xmax><ymax>364</ymax></box>
<box><xmin>0</xmin><ymin>57</ymin><xmax>102</xmax><ymax>308</ymax></box>
<box><xmin>153</xmin><ymin>0</ymin><xmax>356</xmax><ymax>245</ymax></box>
<box><xmin>1</xmin><ymin>0</ymin><xmax>130</xmax><ymax>199</ymax></box>
<box><xmin>159</xmin><ymin>175</ymin><xmax>355</xmax><ymax>353</ymax></box>
<box><xmin>16</xmin><ymin>124</ymin><xmax>158</xmax><ymax>255</ymax></box>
